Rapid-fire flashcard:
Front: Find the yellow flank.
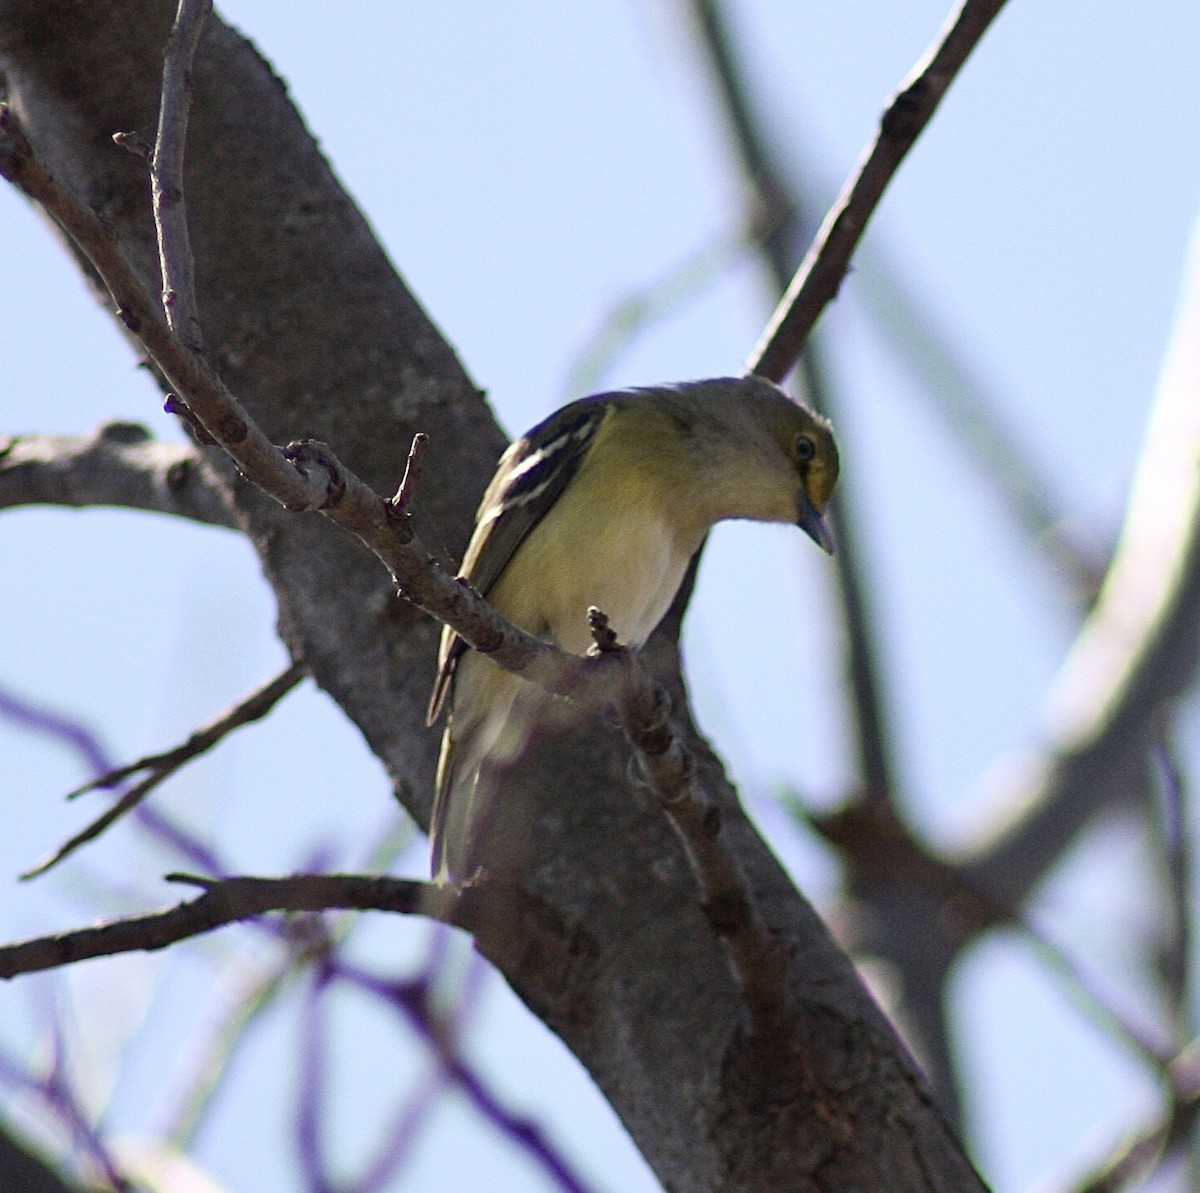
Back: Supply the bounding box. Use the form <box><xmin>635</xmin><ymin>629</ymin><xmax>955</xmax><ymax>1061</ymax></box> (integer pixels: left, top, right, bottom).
<box><xmin>488</xmin><ymin>406</ymin><xmax>700</xmax><ymax>652</ymax></box>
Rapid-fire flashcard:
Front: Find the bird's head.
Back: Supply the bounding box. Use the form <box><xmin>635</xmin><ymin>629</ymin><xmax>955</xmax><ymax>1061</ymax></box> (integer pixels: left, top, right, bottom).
<box><xmin>732</xmin><ymin>376</ymin><xmax>840</xmax><ymax>554</ymax></box>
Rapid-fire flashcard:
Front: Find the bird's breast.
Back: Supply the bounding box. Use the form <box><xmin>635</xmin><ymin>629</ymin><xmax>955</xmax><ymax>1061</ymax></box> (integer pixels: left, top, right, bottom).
<box><xmin>488</xmin><ymin>500</ymin><xmax>698</xmax><ymax>656</ymax></box>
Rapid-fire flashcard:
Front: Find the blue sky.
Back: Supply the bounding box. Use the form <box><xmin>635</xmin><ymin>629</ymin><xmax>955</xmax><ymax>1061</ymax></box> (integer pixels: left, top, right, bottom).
<box><xmin>3</xmin><ymin>3</ymin><xmax>1200</xmax><ymax>1190</ymax></box>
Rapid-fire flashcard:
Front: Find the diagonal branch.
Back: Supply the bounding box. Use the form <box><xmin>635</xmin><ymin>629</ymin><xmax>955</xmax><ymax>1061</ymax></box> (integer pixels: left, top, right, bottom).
<box><xmin>746</xmin><ymin>0</ymin><xmax>1010</xmax><ymax>382</ymax></box>
<box><xmin>0</xmin><ymin>872</ymin><xmax>575</xmax><ymax>982</ymax></box>
<box><xmin>969</xmin><ymin>213</ymin><xmax>1200</xmax><ymax>906</ymax></box>
<box><xmin>590</xmin><ymin>611</ymin><xmax>789</xmax><ymax>1031</ymax></box>
<box><xmin>0</xmin><ymin>874</ymin><xmax>445</xmax><ymax>978</ymax></box>
<box><xmin>21</xmin><ymin>663</ymin><xmax>306</xmax><ymax>879</ymax></box>
<box><xmin>1</xmin><ymin>84</ymin><xmax>795</xmax><ymax>1028</ymax></box>
<box><xmin>687</xmin><ymin>0</ymin><xmax>901</xmax><ymax>808</ymax></box>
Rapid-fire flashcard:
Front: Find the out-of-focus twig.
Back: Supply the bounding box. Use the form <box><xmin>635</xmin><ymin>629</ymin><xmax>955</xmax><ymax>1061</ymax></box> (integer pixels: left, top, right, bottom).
<box><xmin>686</xmin><ymin>0</ymin><xmax>901</xmax><ymax>808</ymax></box>
<box><xmin>1151</xmin><ymin>731</ymin><xmax>1193</xmax><ymax>1040</ymax></box>
<box><xmin>854</xmin><ymin>249</ymin><xmax>1103</xmax><ymax>597</ymax></box>
<box><xmin>562</xmin><ymin>222</ymin><xmax>753</xmax><ymax>399</ymax></box>
<box><xmin>165</xmin><ymin>822</ymin><xmax>413</xmax><ymax>1149</ymax></box>
<box><xmin>0</xmin><ymin>684</ymin><xmax>111</xmax><ymax>778</ymax></box>
<box><xmin>342</xmin><ymin>959</ymin><xmax>602</xmax><ymax>1193</ymax></box>
<box><xmin>1063</xmin><ymin>1038</ymin><xmax>1200</xmax><ymax>1193</ymax></box>
<box><xmin>970</xmin><ymin>211</ymin><xmax>1200</xmax><ymax>907</ymax></box>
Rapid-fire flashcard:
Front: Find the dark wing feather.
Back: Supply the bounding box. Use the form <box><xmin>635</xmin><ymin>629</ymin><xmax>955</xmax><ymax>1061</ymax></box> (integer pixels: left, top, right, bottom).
<box><xmin>426</xmin><ymin>395</ymin><xmax>611</xmax><ymax>723</ymax></box>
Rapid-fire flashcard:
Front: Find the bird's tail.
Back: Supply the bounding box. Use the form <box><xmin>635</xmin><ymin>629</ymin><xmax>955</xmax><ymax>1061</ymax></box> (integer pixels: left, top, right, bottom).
<box><xmin>429</xmin><ymin>662</ymin><xmax>543</xmax><ymax>883</ymax></box>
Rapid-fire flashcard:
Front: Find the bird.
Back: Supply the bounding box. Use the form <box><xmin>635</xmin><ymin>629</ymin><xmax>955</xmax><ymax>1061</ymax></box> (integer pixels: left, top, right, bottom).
<box><xmin>426</xmin><ymin>375</ymin><xmax>839</xmax><ymax>883</ymax></box>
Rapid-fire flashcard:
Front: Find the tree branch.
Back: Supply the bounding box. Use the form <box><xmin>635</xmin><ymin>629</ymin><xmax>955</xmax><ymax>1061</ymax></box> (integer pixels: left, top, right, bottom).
<box><xmin>0</xmin><ymin>422</ymin><xmax>235</xmax><ymax>526</ymax></box>
<box><xmin>0</xmin><ymin>874</ymin><xmax>451</xmax><ymax>979</ymax></box>
<box><xmin>746</xmin><ymin>0</ymin><xmax>1010</xmax><ymax>383</ymax></box>
<box><xmin>21</xmin><ymin>663</ymin><xmax>307</xmax><ymax>879</ymax></box>
<box><xmin>969</xmin><ymin>213</ymin><xmax>1200</xmax><ymax>906</ymax></box>
<box><xmin>149</xmin><ymin>0</ymin><xmax>210</xmax><ymax>349</ymax></box>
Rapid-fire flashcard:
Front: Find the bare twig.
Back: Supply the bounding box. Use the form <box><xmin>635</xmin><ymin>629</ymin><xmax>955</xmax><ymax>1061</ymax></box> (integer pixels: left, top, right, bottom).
<box><xmin>0</xmin><ymin>423</ymin><xmax>234</xmax><ymax>525</ymax></box>
<box><xmin>21</xmin><ymin>663</ymin><xmax>306</xmax><ymax>879</ymax></box>
<box><xmin>562</xmin><ymin>222</ymin><xmax>753</xmax><ymax>399</ymax></box>
<box><xmin>150</xmin><ymin>0</ymin><xmax>211</xmax><ymax>348</ymax></box>
<box><xmin>0</xmin><ymin>870</ymin><xmax>592</xmax><ymax>986</ymax></box>
<box><xmin>853</xmin><ymin>248</ymin><xmax>1101</xmax><ymax>596</ymax></box>
<box><xmin>0</xmin><ymin>875</ymin><xmax>454</xmax><ymax>979</ymax></box>
<box><xmin>0</xmin><ymin>682</ymin><xmax>111</xmax><ymax>779</ymax></box>
<box><xmin>388</xmin><ymin>432</ymin><xmax>428</xmax><ymax>512</ymax></box>
<box><xmin>343</xmin><ymin>958</ymin><xmax>601</xmax><ymax>1193</ymax></box>
<box><xmin>1064</xmin><ymin>1040</ymin><xmax>1200</xmax><ymax>1193</ymax></box>
<box><xmin>1151</xmin><ymin>731</ymin><xmax>1193</xmax><ymax>1039</ymax></box>
<box><xmin>746</xmin><ymin>0</ymin><xmax>1010</xmax><ymax>381</ymax></box>
<box><xmin>589</xmin><ymin>609</ymin><xmax>788</xmax><ymax>1032</ymax></box>
<box><xmin>686</xmin><ymin>0</ymin><xmax>902</xmax><ymax>809</ymax></box>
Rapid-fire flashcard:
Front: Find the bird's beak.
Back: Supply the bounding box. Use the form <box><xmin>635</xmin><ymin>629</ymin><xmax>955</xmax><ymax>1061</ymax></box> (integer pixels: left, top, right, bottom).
<box><xmin>797</xmin><ymin>493</ymin><xmax>836</xmax><ymax>555</ymax></box>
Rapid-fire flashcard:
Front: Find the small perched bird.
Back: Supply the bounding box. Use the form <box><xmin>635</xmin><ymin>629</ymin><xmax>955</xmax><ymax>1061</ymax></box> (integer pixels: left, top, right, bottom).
<box><xmin>427</xmin><ymin>375</ymin><xmax>839</xmax><ymax>882</ymax></box>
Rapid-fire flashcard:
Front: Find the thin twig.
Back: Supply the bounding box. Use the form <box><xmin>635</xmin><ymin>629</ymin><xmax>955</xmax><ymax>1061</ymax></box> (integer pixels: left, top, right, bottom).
<box><xmin>1063</xmin><ymin>1039</ymin><xmax>1200</xmax><ymax>1193</ymax></box>
<box><xmin>746</xmin><ymin>0</ymin><xmax>1010</xmax><ymax>381</ymax></box>
<box><xmin>561</xmin><ymin>221</ymin><xmax>753</xmax><ymax>399</ymax></box>
<box><xmin>0</xmin><ymin>875</ymin><xmax>455</xmax><ymax>979</ymax></box>
<box><xmin>21</xmin><ymin>663</ymin><xmax>306</xmax><ymax>879</ymax></box>
<box><xmin>686</xmin><ymin>0</ymin><xmax>901</xmax><ymax>808</ymax></box>
<box><xmin>343</xmin><ymin>959</ymin><xmax>601</xmax><ymax>1193</ymax></box>
<box><xmin>853</xmin><ymin>248</ymin><xmax>1101</xmax><ymax>596</ymax></box>
<box><xmin>389</xmin><ymin>432</ymin><xmax>428</xmax><ymax>512</ymax></box>
<box><xmin>1152</xmin><ymin>730</ymin><xmax>1193</xmax><ymax>1040</ymax></box>
<box><xmin>151</xmin><ymin>0</ymin><xmax>211</xmax><ymax>348</ymax></box>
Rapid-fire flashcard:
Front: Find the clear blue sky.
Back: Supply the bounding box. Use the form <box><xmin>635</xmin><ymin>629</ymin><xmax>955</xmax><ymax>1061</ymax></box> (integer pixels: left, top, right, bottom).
<box><xmin>2</xmin><ymin>3</ymin><xmax>1199</xmax><ymax>1190</ymax></box>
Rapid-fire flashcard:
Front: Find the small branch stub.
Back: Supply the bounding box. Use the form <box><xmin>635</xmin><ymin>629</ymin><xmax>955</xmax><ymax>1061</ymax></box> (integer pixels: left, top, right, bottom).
<box><xmin>282</xmin><ymin>439</ymin><xmax>345</xmax><ymax>510</ymax></box>
<box><xmin>389</xmin><ymin>431</ymin><xmax>428</xmax><ymax>513</ymax></box>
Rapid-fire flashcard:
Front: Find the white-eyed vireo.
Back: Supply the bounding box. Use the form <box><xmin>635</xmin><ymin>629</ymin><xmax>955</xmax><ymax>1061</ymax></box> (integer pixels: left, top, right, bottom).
<box><xmin>427</xmin><ymin>375</ymin><xmax>839</xmax><ymax>881</ymax></box>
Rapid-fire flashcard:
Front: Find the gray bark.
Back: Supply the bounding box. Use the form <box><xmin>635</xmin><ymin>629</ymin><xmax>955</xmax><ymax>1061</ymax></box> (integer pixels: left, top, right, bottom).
<box><xmin>0</xmin><ymin>5</ymin><xmax>985</xmax><ymax>1189</ymax></box>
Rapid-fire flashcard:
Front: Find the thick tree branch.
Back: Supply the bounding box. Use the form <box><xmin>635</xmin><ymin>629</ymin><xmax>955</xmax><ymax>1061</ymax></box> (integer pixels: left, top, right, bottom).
<box><xmin>2</xmin><ymin>92</ymin><xmax>800</xmax><ymax>1030</ymax></box>
<box><xmin>0</xmin><ymin>6</ymin><xmax>988</xmax><ymax>1187</ymax></box>
<box><xmin>0</xmin><ymin>422</ymin><xmax>235</xmax><ymax>525</ymax></box>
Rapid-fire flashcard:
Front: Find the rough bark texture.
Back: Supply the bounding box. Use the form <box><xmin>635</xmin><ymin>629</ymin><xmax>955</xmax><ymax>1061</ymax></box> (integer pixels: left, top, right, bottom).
<box><xmin>0</xmin><ymin>5</ymin><xmax>987</xmax><ymax>1189</ymax></box>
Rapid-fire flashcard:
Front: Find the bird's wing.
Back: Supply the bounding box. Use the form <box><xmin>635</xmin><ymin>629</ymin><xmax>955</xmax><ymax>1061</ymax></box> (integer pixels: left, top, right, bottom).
<box><xmin>426</xmin><ymin>395</ymin><xmax>611</xmax><ymax>724</ymax></box>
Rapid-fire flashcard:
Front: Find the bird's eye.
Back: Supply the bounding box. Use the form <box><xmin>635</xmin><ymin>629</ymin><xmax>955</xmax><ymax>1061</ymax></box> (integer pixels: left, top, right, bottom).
<box><xmin>795</xmin><ymin>435</ymin><xmax>816</xmax><ymax>463</ymax></box>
